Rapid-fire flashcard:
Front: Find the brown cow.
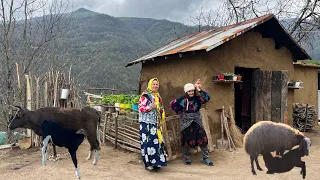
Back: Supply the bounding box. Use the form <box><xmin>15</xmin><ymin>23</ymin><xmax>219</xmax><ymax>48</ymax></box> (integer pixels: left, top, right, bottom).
<box><xmin>9</xmin><ymin>106</ymin><xmax>101</xmax><ymax>165</ymax></box>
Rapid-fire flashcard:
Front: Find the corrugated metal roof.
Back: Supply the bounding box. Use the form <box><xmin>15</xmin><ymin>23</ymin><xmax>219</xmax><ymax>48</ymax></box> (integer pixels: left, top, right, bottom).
<box><xmin>126</xmin><ymin>14</ymin><xmax>310</xmax><ymax>67</ymax></box>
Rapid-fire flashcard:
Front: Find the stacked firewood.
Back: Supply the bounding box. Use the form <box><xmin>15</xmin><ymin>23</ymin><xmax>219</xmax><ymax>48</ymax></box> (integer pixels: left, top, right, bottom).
<box><xmin>293</xmin><ymin>103</ymin><xmax>317</xmax><ymax>132</ymax></box>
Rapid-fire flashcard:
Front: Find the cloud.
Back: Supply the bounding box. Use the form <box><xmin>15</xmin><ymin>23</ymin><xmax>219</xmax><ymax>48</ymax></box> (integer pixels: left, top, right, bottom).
<box><xmin>72</xmin><ymin>0</ymin><xmax>222</xmax><ymax>24</ymax></box>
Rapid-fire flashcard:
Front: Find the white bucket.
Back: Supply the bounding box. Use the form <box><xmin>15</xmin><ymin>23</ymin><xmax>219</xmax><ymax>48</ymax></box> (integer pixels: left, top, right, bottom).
<box><xmin>60</xmin><ymin>89</ymin><xmax>70</xmax><ymax>99</ymax></box>
<box><xmin>295</xmin><ymin>82</ymin><xmax>300</xmax><ymax>87</ymax></box>
<box><xmin>115</xmin><ymin>103</ymin><xmax>120</xmax><ymax>111</ymax></box>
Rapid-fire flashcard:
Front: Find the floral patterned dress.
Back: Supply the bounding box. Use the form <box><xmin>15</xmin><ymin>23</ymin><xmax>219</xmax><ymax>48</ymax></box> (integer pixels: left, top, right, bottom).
<box><xmin>139</xmin><ymin>93</ymin><xmax>167</xmax><ymax>168</ymax></box>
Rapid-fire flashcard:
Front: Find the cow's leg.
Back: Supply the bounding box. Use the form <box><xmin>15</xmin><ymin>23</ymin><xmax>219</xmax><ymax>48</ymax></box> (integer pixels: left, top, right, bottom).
<box><xmin>93</xmin><ymin>149</ymin><xmax>99</xmax><ymax>165</ymax></box>
<box><xmin>86</xmin><ymin>149</ymin><xmax>93</xmax><ymax>160</ymax></box>
<box><xmin>69</xmin><ymin>150</ymin><xmax>80</xmax><ymax>179</ymax></box>
<box><xmin>42</xmin><ymin>135</ymin><xmax>51</xmax><ymax>166</ymax></box>
<box><xmin>86</xmin><ymin>127</ymin><xmax>100</xmax><ymax>165</ymax></box>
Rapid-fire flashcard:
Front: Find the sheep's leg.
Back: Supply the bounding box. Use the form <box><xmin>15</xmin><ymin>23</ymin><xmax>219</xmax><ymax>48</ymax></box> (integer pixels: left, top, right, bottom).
<box><xmin>52</xmin><ymin>144</ymin><xmax>57</xmax><ymax>158</ymax></box>
<box><xmin>42</xmin><ymin>135</ymin><xmax>51</xmax><ymax>166</ymax></box>
<box><xmin>255</xmin><ymin>157</ymin><xmax>263</xmax><ymax>171</ymax></box>
<box><xmin>70</xmin><ymin>151</ymin><xmax>80</xmax><ymax>179</ymax></box>
<box><xmin>297</xmin><ymin>161</ymin><xmax>306</xmax><ymax>179</ymax></box>
<box><xmin>250</xmin><ymin>155</ymin><xmax>257</xmax><ymax>175</ymax></box>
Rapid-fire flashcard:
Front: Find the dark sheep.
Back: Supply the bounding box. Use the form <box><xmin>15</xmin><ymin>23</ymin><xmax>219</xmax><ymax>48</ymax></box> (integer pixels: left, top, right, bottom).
<box><xmin>262</xmin><ymin>137</ymin><xmax>311</xmax><ymax>179</ymax></box>
<box><xmin>243</xmin><ymin>121</ymin><xmax>308</xmax><ymax>175</ymax></box>
<box><xmin>42</xmin><ymin>120</ymin><xmax>86</xmax><ymax>179</ymax></box>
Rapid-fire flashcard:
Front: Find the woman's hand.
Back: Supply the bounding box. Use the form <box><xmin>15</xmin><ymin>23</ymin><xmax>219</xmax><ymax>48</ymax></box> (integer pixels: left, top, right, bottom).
<box><xmin>194</xmin><ymin>79</ymin><xmax>201</xmax><ymax>91</ymax></box>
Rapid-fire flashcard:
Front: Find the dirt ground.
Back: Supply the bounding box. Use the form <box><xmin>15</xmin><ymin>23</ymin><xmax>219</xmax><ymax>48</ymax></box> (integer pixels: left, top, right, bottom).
<box><xmin>1</xmin><ymin>132</ymin><xmax>319</xmax><ymax>180</ymax></box>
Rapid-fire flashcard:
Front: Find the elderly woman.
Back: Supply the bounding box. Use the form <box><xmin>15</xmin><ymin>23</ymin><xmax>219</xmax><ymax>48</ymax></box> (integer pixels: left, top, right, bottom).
<box><xmin>170</xmin><ymin>79</ymin><xmax>214</xmax><ymax>166</ymax></box>
<box><xmin>138</xmin><ymin>78</ymin><xmax>167</xmax><ymax>171</ymax></box>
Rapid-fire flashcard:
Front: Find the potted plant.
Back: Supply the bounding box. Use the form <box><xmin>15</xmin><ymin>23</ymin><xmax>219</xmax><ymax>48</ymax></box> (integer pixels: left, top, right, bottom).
<box><xmin>108</xmin><ymin>95</ymin><xmax>116</xmax><ymax>113</ymax></box>
<box><xmin>288</xmin><ymin>80</ymin><xmax>295</xmax><ymax>87</ymax></box>
<box><xmin>125</xmin><ymin>94</ymin><xmax>132</xmax><ymax>112</ymax></box>
<box><xmin>132</xmin><ymin>95</ymin><xmax>140</xmax><ymax>112</ymax></box>
<box><xmin>224</xmin><ymin>73</ymin><xmax>233</xmax><ymax>80</ymax></box>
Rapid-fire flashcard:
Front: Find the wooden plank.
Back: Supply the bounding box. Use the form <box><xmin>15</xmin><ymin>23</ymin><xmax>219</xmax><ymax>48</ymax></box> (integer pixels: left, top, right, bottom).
<box><xmin>102</xmin><ymin>113</ymin><xmax>108</xmax><ymax>144</ymax></box>
<box><xmin>251</xmin><ymin>70</ymin><xmax>264</xmax><ymax>124</ymax></box>
<box><xmin>280</xmin><ymin>71</ymin><xmax>288</xmax><ymax>123</ymax></box>
<box><xmin>271</xmin><ymin>71</ymin><xmax>282</xmax><ymax>122</ymax></box>
<box><xmin>114</xmin><ymin>111</ymin><xmax>119</xmax><ymax>148</ymax></box>
<box><xmin>262</xmin><ymin>71</ymin><xmax>272</xmax><ymax>121</ymax></box>
<box><xmin>200</xmin><ymin>108</ymin><xmax>214</xmax><ymax>152</ymax></box>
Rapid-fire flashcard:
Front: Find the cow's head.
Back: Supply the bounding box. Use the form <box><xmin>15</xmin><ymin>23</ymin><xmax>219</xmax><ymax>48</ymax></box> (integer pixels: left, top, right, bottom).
<box><xmin>9</xmin><ymin>105</ymin><xmax>28</xmax><ymax>130</ymax></box>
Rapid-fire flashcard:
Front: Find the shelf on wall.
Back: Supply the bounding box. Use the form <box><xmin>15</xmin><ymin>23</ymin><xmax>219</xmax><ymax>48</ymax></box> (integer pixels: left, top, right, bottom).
<box><xmin>213</xmin><ymin>80</ymin><xmax>243</xmax><ymax>83</ymax></box>
<box><xmin>288</xmin><ymin>86</ymin><xmax>303</xmax><ymax>89</ymax></box>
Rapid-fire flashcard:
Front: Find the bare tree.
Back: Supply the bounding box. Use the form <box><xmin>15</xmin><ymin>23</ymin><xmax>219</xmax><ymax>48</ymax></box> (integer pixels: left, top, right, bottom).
<box><xmin>191</xmin><ymin>0</ymin><xmax>320</xmax><ymax>54</ymax></box>
<box><xmin>0</xmin><ymin>0</ymin><xmax>70</xmax><ymax>133</ymax></box>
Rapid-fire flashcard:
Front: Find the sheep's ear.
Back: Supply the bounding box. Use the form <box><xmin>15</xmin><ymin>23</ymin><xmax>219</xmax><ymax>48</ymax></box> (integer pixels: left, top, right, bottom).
<box><xmin>17</xmin><ymin>110</ymin><xmax>24</xmax><ymax>117</ymax></box>
<box><xmin>300</xmin><ymin>138</ymin><xmax>309</xmax><ymax>156</ymax></box>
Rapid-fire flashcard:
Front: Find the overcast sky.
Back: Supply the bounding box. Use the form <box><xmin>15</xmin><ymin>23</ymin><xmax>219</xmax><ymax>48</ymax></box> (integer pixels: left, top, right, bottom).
<box><xmin>72</xmin><ymin>0</ymin><xmax>222</xmax><ymax>25</ymax></box>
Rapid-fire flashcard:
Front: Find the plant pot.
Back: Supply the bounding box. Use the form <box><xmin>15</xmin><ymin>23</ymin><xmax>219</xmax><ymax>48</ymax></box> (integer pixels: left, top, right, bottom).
<box><xmin>224</xmin><ymin>75</ymin><xmax>233</xmax><ymax>80</ymax></box>
<box><xmin>120</xmin><ymin>103</ymin><xmax>126</xmax><ymax>109</ymax></box>
<box><xmin>126</xmin><ymin>104</ymin><xmax>131</xmax><ymax>109</ymax></box>
<box><xmin>213</xmin><ymin>76</ymin><xmax>218</xmax><ymax>80</ymax></box>
<box><xmin>237</xmin><ymin>76</ymin><xmax>242</xmax><ymax>81</ymax></box>
<box><xmin>233</xmin><ymin>76</ymin><xmax>237</xmax><ymax>81</ymax></box>
<box><xmin>115</xmin><ymin>103</ymin><xmax>120</xmax><ymax>111</ymax></box>
<box><xmin>295</xmin><ymin>82</ymin><xmax>300</xmax><ymax>87</ymax></box>
<box><xmin>132</xmin><ymin>104</ymin><xmax>138</xmax><ymax>112</ymax></box>
<box><xmin>218</xmin><ymin>74</ymin><xmax>224</xmax><ymax>80</ymax></box>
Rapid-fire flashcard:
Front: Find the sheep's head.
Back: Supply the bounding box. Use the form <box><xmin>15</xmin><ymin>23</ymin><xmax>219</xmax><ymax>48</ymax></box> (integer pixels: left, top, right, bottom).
<box><xmin>8</xmin><ymin>105</ymin><xmax>28</xmax><ymax>130</ymax></box>
<box><xmin>299</xmin><ymin>137</ymin><xmax>311</xmax><ymax>156</ymax></box>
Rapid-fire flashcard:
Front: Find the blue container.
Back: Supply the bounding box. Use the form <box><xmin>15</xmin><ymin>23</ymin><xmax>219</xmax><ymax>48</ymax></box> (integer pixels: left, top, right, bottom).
<box><xmin>0</xmin><ymin>132</ymin><xmax>7</xmax><ymax>145</ymax></box>
<box><xmin>132</xmin><ymin>104</ymin><xmax>138</xmax><ymax>111</ymax></box>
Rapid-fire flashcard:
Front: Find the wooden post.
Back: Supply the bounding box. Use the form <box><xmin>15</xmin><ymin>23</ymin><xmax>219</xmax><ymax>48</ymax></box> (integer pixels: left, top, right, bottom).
<box><xmin>44</xmin><ymin>75</ymin><xmax>48</xmax><ymax>107</ymax></box>
<box><xmin>25</xmin><ymin>75</ymin><xmax>32</xmax><ymax>141</ymax></box>
<box><xmin>15</xmin><ymin>63</ymin><xmax>21</xmax><ymax>89</ymax></box>
<box><xmin>53</xmin><ymin>71</ymin><xmax>59</xmax><ymax>107</ymax></box>
<box><xmin>103</xmin><ymin>112</ymin><xmax>108</xmax><ymax>144</ymax></box>
<box><xmin>114</xmin><ymin>111</ymin><xmax>119</xmax><ymax>149</ymax></box>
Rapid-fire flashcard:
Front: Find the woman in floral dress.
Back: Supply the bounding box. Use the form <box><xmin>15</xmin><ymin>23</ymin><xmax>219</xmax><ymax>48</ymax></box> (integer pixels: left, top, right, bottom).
<box><xmin>138</xmin><ymin>78</ymin><xmax>167</xmax><ymax>171</ymax></box>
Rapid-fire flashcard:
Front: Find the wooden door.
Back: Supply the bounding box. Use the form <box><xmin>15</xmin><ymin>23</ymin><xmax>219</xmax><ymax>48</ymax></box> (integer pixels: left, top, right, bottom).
<box><xmin>251</xmin><ymin>70</ymin><xmax>288</xmax><ymax>124</ymax></box>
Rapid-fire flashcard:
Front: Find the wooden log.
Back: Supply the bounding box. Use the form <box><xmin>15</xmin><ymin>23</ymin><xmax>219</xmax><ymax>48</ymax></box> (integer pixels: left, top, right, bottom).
<box><xmin>109</xmin><ymin>128</ymin><xmax>140</xmax><ymax>144</ymax></box>
<box><xmin>105</xmin><ymin>134</ymin><xmax>140</xmax><ymax>153</ymax></box>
